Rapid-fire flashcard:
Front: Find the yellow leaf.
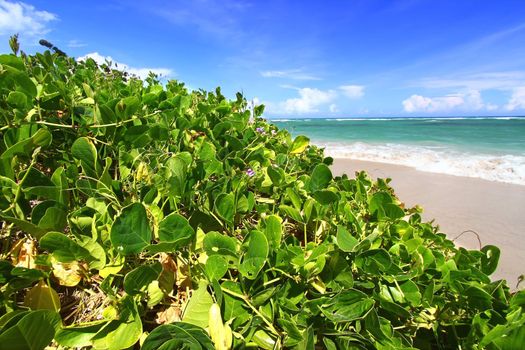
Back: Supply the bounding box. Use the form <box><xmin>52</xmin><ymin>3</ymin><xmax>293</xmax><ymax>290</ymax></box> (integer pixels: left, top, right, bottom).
<box><xmin>24</xmin><ymin>280</ymin><xmax>60</xmax><ymax>311</ymax></box>
<box><xmin>208</xmin><ymin>303</ymin><xmax>232</xmax><ymax>350</ymax></box>
<box><xmin>51</xmin><ymin>258</ymin><xmax>84</xmax><ymax>287</ymax></box>
<box><xmin>99</xmin><ymin>254</ymin><xmax>125</xmax><ymax>278</ymax></box>
<box><xmin>147</xmin><ymin>280</ymin><xmax>165</xmax><ymax>308</ymax></box>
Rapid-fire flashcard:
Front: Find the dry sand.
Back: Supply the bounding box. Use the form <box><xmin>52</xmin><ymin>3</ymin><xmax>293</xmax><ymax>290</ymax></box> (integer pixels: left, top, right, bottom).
<box><xmin>331</xmin><ymin>158</ymin><xmax>525</xmax><ymax>288</ymax></box>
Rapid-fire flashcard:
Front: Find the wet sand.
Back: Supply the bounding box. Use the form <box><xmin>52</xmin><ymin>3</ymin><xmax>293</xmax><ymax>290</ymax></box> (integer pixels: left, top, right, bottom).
<box><xmin>331</xmin><ymin>158</ymin><xmax>525</xmax><ymax>288</ymax></box>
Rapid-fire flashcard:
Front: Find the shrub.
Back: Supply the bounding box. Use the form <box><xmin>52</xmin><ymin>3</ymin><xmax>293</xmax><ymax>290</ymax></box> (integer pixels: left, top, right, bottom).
<box><xmin>0</xmin><ymin>40</ymin><xmax>524</xmax><ymax>349</ymax></box>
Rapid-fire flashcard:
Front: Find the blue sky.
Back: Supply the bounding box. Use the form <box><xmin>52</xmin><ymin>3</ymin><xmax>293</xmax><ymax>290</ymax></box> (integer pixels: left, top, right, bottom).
<box><xmin>1</xmin><ymin>0</ymin><xmax>525</xmax><ymax>118</ymax></box>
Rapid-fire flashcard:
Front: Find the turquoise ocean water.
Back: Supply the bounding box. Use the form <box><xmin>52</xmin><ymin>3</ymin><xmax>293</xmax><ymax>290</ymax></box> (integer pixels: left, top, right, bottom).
<box><xmin>272</xmin><ymin>117</ymin><xmax>525</xmax><ymax>185</ymax></box>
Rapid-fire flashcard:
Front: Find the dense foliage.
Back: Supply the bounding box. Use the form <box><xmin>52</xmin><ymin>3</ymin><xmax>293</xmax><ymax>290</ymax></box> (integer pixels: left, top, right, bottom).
<box><xmin>0</xmin><ymin>40</ymin><xmax>524</xmax><ymax>349</ymax></box>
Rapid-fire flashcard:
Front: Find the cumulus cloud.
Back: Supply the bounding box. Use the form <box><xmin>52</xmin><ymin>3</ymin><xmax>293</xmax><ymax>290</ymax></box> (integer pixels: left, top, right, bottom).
<box><xmin>339</xmin><ymin>85</ymin><xmax>365</xmax><ymax>99</ymax></box>
<box><xmin>0</xmin><ymin>0</ymin><xmax>56</xmax><ymax>37</ymax></box>
<box><xmin>402</xmin><ymin>90</ymin><xmax>487</xmax><ymax>113</ymax></box>
<box><xmin>77</xmin><ymin>52</ymin><xmax>174</xmax><ymax>80</ymax></box>
<box><xmin>329</xmin><ymin>104</ymin><xmax>338</xmax><ymax>113</ymax></box>
<box><xmin>279</xmin><ymin>87</ymin><xmax>337</xmax><ymax>114</ymax></box>
<box><xmin>505</xmin><ymin>87</ymin><xmax>525</xmax><ymax>111</ymax></box>
<box><xmin>260</xmin><ymin>69</ymin><xmax>320</xmax><ymax>81</ymax></box>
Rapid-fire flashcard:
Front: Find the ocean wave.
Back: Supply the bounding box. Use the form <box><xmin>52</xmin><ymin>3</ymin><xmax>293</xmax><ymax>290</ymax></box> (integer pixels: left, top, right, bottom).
<box><xmin>333</xmin><ymin>118</ymin><xmax>393</xmax><ymax>121</ymax></box>
<box><xmin>319</xmin><ymin>142</ymin><xmax>525</xmax><ymax>185</ymax></box>
<box><xmin>274</xmin><ymin>116</ymin><xmax>525</xmax><ymax>122</ymax></box>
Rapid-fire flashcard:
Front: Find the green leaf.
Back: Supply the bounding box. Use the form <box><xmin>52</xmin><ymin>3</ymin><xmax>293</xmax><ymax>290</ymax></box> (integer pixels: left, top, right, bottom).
<box><xmin>1</xmin><ymin>128</ymin><xmax>51</xmax><ymax>160</ymax></box>
<box><xmin>110</xmin><ymin>203</ymin><xmax>152</xmax><ymax>255</ymax></box>
<box><xmin>294</xmin><ymin>326</ymin><xmax>315</xmax><ymax>350</ymax></box>
<box><xmin>205</xmin><ymin>255</ymin><xmax>228</xmax><ymax>280</ymax></box>
<box><xmin>0</xmin><ymin>54</ymin><xmax>24</xmax><ymax>69</ymax></box>
<box><xmin>77</xmin><ymin>235</ymin><xmax>106</xmax><ymax>270</ymax></box>
<box><xmin>313</xmin><ymin>190</ymin><xmax>339</xmax><ymax>205</ymax></box>
<box><xmin>480</xmin><ymin>245</ymin><xmax>500</xmax><ymax>275</ymax></box>
<box><xmin>239</xmin><ymin>231</ymin><xmax>269</xmax><ymax>280</ymax></box>
<box><xmin>267</xmin><ymin>166</ymin><xmax>283</xmax><ymax>185</ymax></box>
<box><xmin>215</xmin><ymin>193</ymin><xmax>235</xmax><ymax>225</ymax></box>
<box><xmin>55</xmin><ymin>322</ymin><xmax>106</xmax><ymax>348</ymax></box>
<box><xmin>71</xmin><ymin>137</ymin><xmax>99</xmax><ymax>178</ymax></box>
<box><xmin>399</xmin><ymin>280</ymin><xmax>422</xmax><ymax>307</ymax></box>
<box><xmin>0</xmin><ymin>311</ymin><xmax>29</xmax><ymax>334</ymax></box>
<box><xmin>5</xmin><ymin>66</ymin><xmax>37</xmax><ymax>97</ymax></box>
<box><xmin>221</xmin><ymin>281</ymin><xmax>250</xmax><ymax>327</ymax></box>
<box><xmin>203</xmin><ymin>231</ymin><xmax>237</xmax><ymax>257</ymax></box>
<box><xmin>355</xmin><ymin>249</ymin><xmax>392</xmax><ymax>275</ymax></box>
<box><xmin>290</xmin><ymin>135</ymin><xmax>310</xmax><ymax>154</ymax></box>
<box><xmin>336</xmin><ymin>225</ymin><xmax>358</xmax><ymax>252</ymax></box>
<box><xmin>0</xmin><ymin>214</ymin><xmax>47</xmax><ymax>239</ymax></box>
<box><xmin>115</xmin><ymin>96</ymin><xmax>140</xmax><ymax>119</ymax></box>
<box><xmin>36</xmin><ymin>206</ymin><xmax>67</xmax><ymax>232</ymax></box>
<box><xmin>148</xmin><ymin>213</ymin><xmax>195</xmax><ymax>253</ymax></box>
<box><xmin>167</xmin><ymin>156</ymin><xmax>187</xmax><ymax>197</ymax></box>
<box><xmin>463</xmin><ymin>285</ymin><xmax>493</xmax><ymax>310</ymax></box>
<box><xmin>279</xmin><ymin>205</ymin><xmax>303</xmax><ymax>223</ymax></box>
<box><xmin>39</xmin><ymin>231</ymin><xmax>91</xmax><ymax>262</ymax></box>
<box><xmin>142</xmin><ymin>322</ymin><xmax>214</xmax><ymax>350</ymax></box>
<box><xmin>309</xmin><ymin>164</ymin><xmax>332</xmax><ymax>192</ymax></box>
<box><xmin>182</xmin><ymin>281</ymin><xmax>214</xmax><ymax>328</ymax></box>
<box><xmin>158</xmin><ymin>213</ymin><xmax>195</xmax><ymax>244</ymax></box>
<box><xmin>91</xmin><ymin>297</ymin><xmax>142</xmax><ymax>350</ymax></box>
<box><xmin>123</xmin><ymin>263</ymin><xmax>162</xmax><ymax>295</ymax></box>
<box><xmin>322</xmin><ymin>289</ymin><xmax>374</xmax><ymax>323</ymax></box>
<box><xmin>252</xmin><ymin>329</ymin><xmax>276</xmax><ymax>349</ymax></box>
<box><xmin>7</xmin><ymin>91</ymin><xmax>28</xmax><ymax>109</ymax></box>
<box><xmin>264</xmin><ymin>215</ymin><xmax>282</xmax><ymax>249</ymax></box>
<box><xmin>491</xmin><ymin>323</ymin><xmax>525</xmax><ymax>349</ymax></box>
<box><xmin>124</xmin><ymin>125</ymin><xmax>151</xmax><ymax>147</ymax></box>
<box><xmin>0</xmin><ymin>310</ymin><xmax>61</xmax><ymax>350</ymax></box>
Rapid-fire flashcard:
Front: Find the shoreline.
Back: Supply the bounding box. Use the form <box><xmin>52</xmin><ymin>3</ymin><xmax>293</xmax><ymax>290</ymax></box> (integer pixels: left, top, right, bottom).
<box><xmin>331</xmin><ymin>158</ymin><xmax>525</xmax><ymax>288</ymax></box>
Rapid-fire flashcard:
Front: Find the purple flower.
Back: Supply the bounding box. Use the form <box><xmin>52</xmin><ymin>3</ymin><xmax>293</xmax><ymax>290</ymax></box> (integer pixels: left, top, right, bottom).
<box><xmin>255</xmin><ymin>127</ymin><xmax>266</xmax><ymax>134</ymax></box>
<box><xmin>246</xmin><ymin>168</ymin><xmax>256</xmax><ymax>177</ymax></box>
<box><xmin>271</xmin><ymin>129</ymin><xmax>277</xmax><ymax>136</ymax></box>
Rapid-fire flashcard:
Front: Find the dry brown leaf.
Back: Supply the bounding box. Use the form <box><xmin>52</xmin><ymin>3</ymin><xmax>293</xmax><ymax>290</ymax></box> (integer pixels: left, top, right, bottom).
<box><xmin>11</xmin><ymin>239</ymin><xmax>37</xmax><ymax>269</ymax></box>
<box><xmin>176</xmin><ymin>256</ymin><xmax>192</xmax><ymax>290</ymax></box>
<box><xmin>159</xmin><ymin>253</ymin><xmax>177</xmax><ymax>295</ymax></box>
<box><xmin>155</xmin><ymin>304</ymin><xmax>182</xmax><ymax>324</ymax></box>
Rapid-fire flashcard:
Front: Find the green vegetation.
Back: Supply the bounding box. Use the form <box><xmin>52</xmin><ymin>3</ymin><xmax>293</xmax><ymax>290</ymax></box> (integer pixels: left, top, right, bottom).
<box><xmin>0</xmin><ymin>39</ymin><xmax>524</xmax><ymax>349</ymax></box>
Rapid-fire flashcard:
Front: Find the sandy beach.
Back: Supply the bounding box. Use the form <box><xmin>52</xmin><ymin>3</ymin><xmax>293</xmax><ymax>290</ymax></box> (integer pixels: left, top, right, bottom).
<box><xmin>331</xmin><ymin>158</ymin><xmax>525</xmax><ymax>288</ymax></box>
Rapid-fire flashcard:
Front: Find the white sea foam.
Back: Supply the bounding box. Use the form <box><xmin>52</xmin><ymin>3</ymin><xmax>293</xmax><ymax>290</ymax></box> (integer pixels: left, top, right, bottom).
<box><xmin>270</xmin><ymin>119</ymin><xmax>293</xmax><ymax>122</ymax></box>
<box><xmin>319</xmin><ymin>141</ymin><xmax>525</xmax><ymax>185</ymax></box>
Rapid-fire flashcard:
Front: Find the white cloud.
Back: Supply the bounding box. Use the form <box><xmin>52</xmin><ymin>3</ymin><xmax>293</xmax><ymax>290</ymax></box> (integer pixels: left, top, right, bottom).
<box><xmin>463</xmin><ymin>89</ymin><xmax>485</xmax><ymax>110</ymax></box>
<box><xmin>486</xmin><ymin>103</ymin><xmax>498</xmax><ymax>111</ymax></box>
<box><xmin>413</xmin><ymin>71</ymin><xmax>525</xmax><ymax>91</ymax></box>
<box><xmin>278</xmin><ymin>87</ymin><xmax>337</xmax><ymax>114</ymax></box>
<box><xmin>260</xmin><ymin>69</ymin><xmax>321</xmax><ymax>81</ymax></box>
<box><xmin>402</xmin><ymin>90</ymin><xmax>486</xmax><ymax>113</ymax></box>
<box><xmin>329</xmin><ymin>104</ymin><xmax>338</xmax><ymax>113</ymax></box>
<box><xmin>0</xmin><ymin>0</ymin><xmax>56</xmax><ymax>37</ymax></box>
<box><xmin>339</xmin><ymin>85</ymin><xmax>365</xmax><ymax>99</ymax></box>
<box><xmin>67</xmin><ymin>39</ymin><xmax>86</xmax><ymax>48</ymax></box>
<box><xmin>505</xmin><ymin>87</ymin><xmax>525</xmax><ymax>111</ymax></box>
<box><xmin>77</xmin><ymin>52</ymin><xmax>174</xmax><ymax>80</ymax></box>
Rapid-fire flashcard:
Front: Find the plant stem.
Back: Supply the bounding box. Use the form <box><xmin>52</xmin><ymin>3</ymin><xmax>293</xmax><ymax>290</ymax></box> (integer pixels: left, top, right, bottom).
<box><xmin>221</xmin><ymin>287</ymin><xmax>280</xmax><ymax>337</ymax></box>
